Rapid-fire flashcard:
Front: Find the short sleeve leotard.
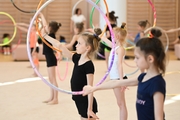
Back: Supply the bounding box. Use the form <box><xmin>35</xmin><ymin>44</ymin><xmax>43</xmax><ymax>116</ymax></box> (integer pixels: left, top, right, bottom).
<box><xmin>136</xmin><ymin>73</ymin><xmax>166</xmax><ymax>120</ymax></box>
<box><xmin>70</xmin><ymin>53</ymin><xmax>98</xmax><ymax>118</ymax></box>
<box><xmin>43</xmin><ymin>33</ymin><xmax>57</xmax><ymax>67</ymax></box>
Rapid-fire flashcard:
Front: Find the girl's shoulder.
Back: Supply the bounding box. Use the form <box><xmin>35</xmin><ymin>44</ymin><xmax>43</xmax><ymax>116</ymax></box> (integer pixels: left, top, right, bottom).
<box><xmin>116</xmin><ymin>45</ymin><xmax>125</xmax><ymax>52</ymax></box>
<box><xmin>115</xmin><ymin>46</ymin><xmax>125</xmax><ymax>58</ymax></box>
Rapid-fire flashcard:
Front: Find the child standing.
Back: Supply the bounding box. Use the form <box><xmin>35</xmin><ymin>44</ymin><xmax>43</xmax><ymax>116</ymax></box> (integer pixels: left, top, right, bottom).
<box><xmin>83</xmin><ymin>28</ymin><xmax>166</xmax><ymax>120</ymax></box>
<box><xmin>2</xmin><ymin>33</ymin><xmax>11</xmax><ymax>55</ymax></box>
<box><xmin>39</xmin><ymin>13</ymin><xmax>61</xmax><ymax>105</ymax></box>
<box><xmin>104</xmin><ymin>11</ymin><xmax>118</xmax><ymax>69</ymax></box>
<box><xmin>41</xmin><ymin>21</ymin><xmax>101</xmax><ymax>119</ymax></box>
<box><xmin>101</xmin><ymin>23</ymin><xmax>128</xmax><ymax>120</ymax></box>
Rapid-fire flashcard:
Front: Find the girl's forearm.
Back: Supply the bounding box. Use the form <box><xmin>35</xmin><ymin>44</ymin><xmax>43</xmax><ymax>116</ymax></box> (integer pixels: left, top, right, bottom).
<box><xmin>16</xmin><ymin>23</ymin><xmax>29</xmax><ymax>27</ymax></box>
<box><xmin>91</xmin><ymin>79</ymin><xmax>138</xmax><ymax>93</ymax></box>
<box><xmin>43</xmin><ymin>34</ymin><xmax>60</xmax><ymax>48</ymax></box>
<box><xmin>91</xmin><ymin>80</ymin><xmax>120</xmax><ymax>93</ymax></box>
<box><xmin>101</xmin><ymin>37</ymin><xmax>112</xmax><ymax>48</ymax></box>
<box><xmin>43</xmin><ymin>34</ymin><xmax>73</xmax><ymax>59</ymax></box>
<box><xmin>39</xmin><ymin>13</ymin><xmax>48</xmax><ymax>28</ymax></box>
<box><xmin>88</xmin><ymin>93</ymin><xmax>94</xmax><ymax>110</ymax></box>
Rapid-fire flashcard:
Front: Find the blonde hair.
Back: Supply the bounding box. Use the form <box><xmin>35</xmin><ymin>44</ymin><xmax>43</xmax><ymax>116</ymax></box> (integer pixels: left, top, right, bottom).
<box><xmin>81</xmin><ymin>28</ymin><xmax>102</xmax><ymax>58</ymax></box>
<box><xmin>113</xmin><ymin>22</ymin><xmax>127</xmax><ymax>44</ymax></box>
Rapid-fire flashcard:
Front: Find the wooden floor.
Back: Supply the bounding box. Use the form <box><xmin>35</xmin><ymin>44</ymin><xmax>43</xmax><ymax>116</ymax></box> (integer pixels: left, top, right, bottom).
<box><xmin>0</xmin><ymin>50</ymin><xmax>180</xmax><ymax>120</ymax></box>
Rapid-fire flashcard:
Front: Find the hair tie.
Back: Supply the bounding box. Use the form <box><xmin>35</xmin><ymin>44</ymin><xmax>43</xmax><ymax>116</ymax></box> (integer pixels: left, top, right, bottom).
<box><xmin>93</xmin><ymin>34</ymin><xmax>101</xmax><ymax>42</ymax></box>
<box><xmin>148</xmin><ymin>31</ymin><xmax>154</xmax><ymax>38</ymax></box>
<box><xmin>93</xmin><ymin>34</ymin><xmax>98</xmax><ymax>37</ymax></box>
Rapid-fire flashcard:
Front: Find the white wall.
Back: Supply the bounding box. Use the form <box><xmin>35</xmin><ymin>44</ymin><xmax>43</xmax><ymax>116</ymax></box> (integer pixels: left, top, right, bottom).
<box><xmin>99</xmin><ymin>0</ymin><xmax>127</xmax><ymax>29</ymax></box>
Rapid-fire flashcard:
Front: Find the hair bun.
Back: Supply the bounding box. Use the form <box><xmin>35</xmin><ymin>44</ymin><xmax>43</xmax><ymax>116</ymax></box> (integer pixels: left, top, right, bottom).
<box><xmin>150</xmin><ymin>28</ymin><xmax>162</xmax><ymax>38</ymax></box>
<box><xmin>111</xmin><ymin>11</ymin><xmax>115</xmax><ymax>14</ymax></box>
<box><xmin>94</xmin><ymin>28</ymin><xmax>102</xmax><ymax>42</ymax></box>
<box><xmin>121</xmin><ymin>22</ymin><xmax>126</xmax><ymax>29</ymax></box>
<box><xmin>58</xmin><ymin>23</ymin><xmax>62</xmax><ymax>27</ymax></box>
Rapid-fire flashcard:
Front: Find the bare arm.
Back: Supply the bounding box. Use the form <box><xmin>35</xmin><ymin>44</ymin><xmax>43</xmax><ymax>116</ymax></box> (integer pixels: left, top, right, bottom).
<box><xmin>83</xmin><ymin>77</ymin><xmax>138</xmax><ymax>96</ymax></box>
<box><xmin>117</xmin><ymin>47</ymin><xmax>125</xmax><ymax>80</ymax></box>
<box><xmin>16</xmin><ymin>23</ymin><xmax>29</xmax><ymax>27</ymax></box>
<box><xmin>140</xmin><ymin>32</ymin><xmax>145</xmax><ymax>38</ymax></box>
<box><xmin>43</xmin><ymin>34</ymin><xmax>73</xmax><ymax>59</ymax></box>
<box><xmin>38</xmin><ymin>13</ymin><xmax>49</xmax><ymax>32</ymax></box>
<box><xmin>153</xmin><ymin>92</ymin><xmax>164</xmax><ymax>120</ymax></box>
<box><xmin>106</xmin><ymin>30</ymin><xmax>110</xmax><ymax>39</ymax></box>
<box><xmin>32</xmin><ymin>33</ymin><xmax>38</xmax><ymax>54</ymax></box>
<box><xmin>127</xmin><ymin>33</ymin><xmax>135</xmax><ymax>42</ymax></box>
<box><xmin>165</xmin><ymin>27</ymin><xmax>180</xmax><ymax>33</ymax></box>
<box><xmin>86</xmin><ymin>74</ymin><xmax>99</xmax><ymax>119</ymax></box>
<box><xmin>15</xmin><ymin>23</ymin><xmax>29</xmax><ymax>32</ymax></box>
<box><xmin>101</xmin><ymin>36</ymin><xmax>112</xmax><ymax>48</ymax></box>
<box><xmin>15</xmin><ymin>26</ymin><xmax>28</xmax><ymax>33</ymax></box>
<box><xmin>66</xmin><ymin>35</ymin><xmax>78</xmax><ymax>50</ymax></box>
<box><xmin>171</xmin><ymin>38</ymin><xmax>179</xmax><ymax>45</ymax></box>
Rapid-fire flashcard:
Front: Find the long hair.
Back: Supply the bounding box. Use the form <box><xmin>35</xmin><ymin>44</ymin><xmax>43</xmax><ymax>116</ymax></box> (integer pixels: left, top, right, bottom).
<box><xmin>136</xmin><ymin>28</ymin><xmax>166</xmax><ymax>74</ymax></box>
<box><xmin>81</xmin><ymin>28</ymin><xmax>102</xmax><ymax>57</ymax></box>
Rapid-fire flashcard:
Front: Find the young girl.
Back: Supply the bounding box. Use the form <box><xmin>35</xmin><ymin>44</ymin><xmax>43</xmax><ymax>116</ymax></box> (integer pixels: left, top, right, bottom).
<box><xmin>15</xmin><ymin>23</ymin><xmax>39</xmax><ymax>76</ymax></box>
<box><xmin>2</xmin><ymin>33</ymin><xmax>11</xmax><ymax>55</ymax></box>
<box><xmin>83</xmin><ymin>28</ymin><xmax>166</xmax><ymax>120</ymax></box>
<box><xmin>66</xmin><ymin>22</ymin><xmax>84</xmax><ymax>51</ymax></box>
<box><xmin>39</xmin><ymin>13</ymin><xmax>61</xmax><ymax>104</ymax></box>
<box><xmin>128</xmin><ymin>20</ymin><xmax>150</xmax><ymax>44</ymax></box>
<box><xmin>104</xmin><ymin>11</ymin><xmax>118</xmax><ymax>69</ymax></box>
<box><xmin>41</xmin><ymin>18</ymin><xmax>101</xmax><ymax>119</ymax></box>
<box><xmin>101</xmin><ymin>23</ymin><xmax>128</xmax><ymax>120</ymax></box>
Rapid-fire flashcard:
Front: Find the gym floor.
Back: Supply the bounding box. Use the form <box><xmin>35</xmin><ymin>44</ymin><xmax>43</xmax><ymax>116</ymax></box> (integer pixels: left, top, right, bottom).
<box><xmin>0</xmin><ymin>50</ymin><xmax>180</xmax><ymax>120</ymax></box>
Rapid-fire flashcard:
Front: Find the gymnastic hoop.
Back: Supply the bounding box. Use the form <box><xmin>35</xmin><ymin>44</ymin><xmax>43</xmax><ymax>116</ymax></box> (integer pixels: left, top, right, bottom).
<box><xmin>125</xmin><ymin>68</ymin><xmax>139</xmax><ymax>77</ymax></box>
<box><xmin>144</xmin><ymin>26</ymin><xmax>169</xmax><ymax>52</ymax></box>
<box><xmin>122</xmin><ymin>0</ymin><xmax>157</xmax><ymax>74</ymax></box>
<box><xmin>71</xmin><ymin>0</ymin><xmax>84</xmax><ymax>16</ymax></box>
<box><xmin>56</xmin><ymin>55</ymin><xmax>69</xmax><ymax>81</ymax></box>
<box><xmin>90</xmin><ymin>0</ymin><xmax>109</xmax><ymax>38</ymax></box>
<box><xmin>0</xmin><ymin>12</ymin><xmax>17</xmax><ymax>46</ymax></box>
<box><xmin>28</xmin><ymin>0</ymin><xmax>115</xmax><ymax>95</ymax></box>
<box><xmin>148</xmin><ymin>0</ymin><xmax>156</xmax><ymax>27</ymax></box>
<box><xmin>0</xmin><ymin>20</ymin><xmax>22</xmax><ymax>52</ymax></box>
<box><xmin>36</xmin><ymin>0</ymin><xmax>69</xmax><ymax>82</ymax></box>
<box><xmin>90</xmin><ymin>0</ymin><xmax>109</xmax><ymax>59</ymax></box>
<box><xmin>10</xmin><ymin>0</ymin><xmax>36</xmax><ymax>13</ymax></box>
<box><xmin>71</xmin><ymin>0</ymin><xmax>109</xmax><ymax>38</ymax></box>
<box><xmin>90</xmin><ymin>0</ymin><xmax>100</xmax><ymax>28</ymax></box>
<box><xmin>166</xmin><ymin>71</ymin><xmax>180</xmax><ymax>75</ymax></box>
<box><xmin>35</xmin><ymin>0</ymin><xmax>62</xmax><ymax>53</ymax></box>
<box><xmin>72</xmin><ymin>0</ymin><xmax>109</xmax><ymax>59</ymax></box>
